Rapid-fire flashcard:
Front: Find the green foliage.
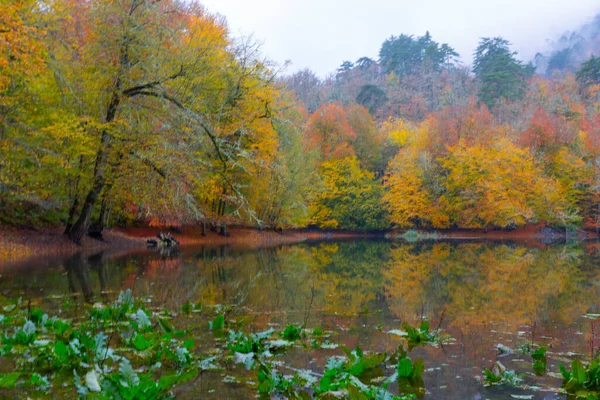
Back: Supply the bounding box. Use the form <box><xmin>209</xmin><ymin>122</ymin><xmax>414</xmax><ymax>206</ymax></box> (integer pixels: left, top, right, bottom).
<box><xmin>0</xmin><ymin>372</ymin><xmax>20</xmax><ymax>389</ymax></box>
<box><xmin>356</xmin><ymin>84</ymin><xmax>387</xmax><ymax>115</ymax></box>
<box><xmin>0</xmin><ymin>290</ymin><xmax>203</xmax><ymax>399</ymax></box>
<box><xmin>576</xmin><ymin>55</ymin><xmax>600</xmax><ymax>88</ymax></box>
<box><xmin>209</xmin><ymin>314</ymin><xmax>225</xmax><ymax>332</ymax></box>
<box><xmin>341</xmin><ymin>346</ymin><xmax>387</xmax><ymax>379</ymax></box>
<box><xmin>393</xmin><ymin>345</ymin><xmax>425</xmax><ymax>398</ymax></box>
<box><xmin>379</xmin><ymin>32</ymin><xmax>458</xmax><ymax>76</ymax></box>
<box><xmin>402</xmin><ymin>320</ymin><xmax>438</xmax><ymax>350</ymax></box>
<box><xmin>483</xmin><ymin>361</ymin><xmax>522</xmax><ymax>387</ymax></box>
<box><xmin>257</xmin><ymin>361</ymin><xmax>302</xmax><ymax>397</ymax></box>
<box><xmin>399</xmin><ymin>230</ymin><xmax>442</xmax><ymax>242</ymax></box>
<box><xmin>473</xmin><ymin>37</ymin><xmax>534</xmax><ymax>108</ymax></box>
<box><xmin>519</xmin><ymin>344</ymin><xmax>548</xmax><ymax>376</ymax></box>
<box><xmin>228</xmin><ymin>329</ymin><xmax>272</xmax><ymax>354</ymax></box>
<box><xmin>251</xmin><ymin>338</ymin><xmax>415</xmax><ymax>399</ymax></box>
<box><xmin>282</xmin><ymin>324</ymin><xmax>302</xmax><ymax>341</ymax></box>
<box><xmin>316</xmin><ymin>347</ymin><xmax>386</xmax><ymax>395</ymax></box>
<box><xmin>181</xmin><ymin>300</ymin><xmax>192</xmax><ymax>315</ymax></box>
<box><xmin>99</xmin><ymin>360</ymin><xmax>199</xmax><ymax>400</ymax></box>
<box><xmin>560</xmin><ymin>358</ymin><xmax>600</xmax><ymax>398</ymax></box>
<box><xmin>547</xmin><ymin>48</ymin><xmax>572</xmax><ymax>73</ymax></box>
<box><xmin>531</xmin><ymin>347</ymin><xmax>547</xmax><ymax>376</ymax></box>
<box><xmin>312</xmin><ymin>157</ymin><xmax>388</xmax><ymax>231</ymax></box>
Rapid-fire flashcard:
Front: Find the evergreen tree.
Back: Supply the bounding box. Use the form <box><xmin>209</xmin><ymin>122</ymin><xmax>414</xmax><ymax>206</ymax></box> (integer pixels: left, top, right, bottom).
<box><xmin>576</xmin><ymin>55</ymin><xmax>600</xmax><ymax>88</ymax></box>
<box><xmin>379</xmin><ymin>32</ymin><xmax>458</xmax><ymax>76</ymax></box>
<box><xmin>473</xmin><ymin>37</ymin><xmax>533</xmax><ymax>108</ymax></box>
<box><xmin>356</xmin><ymin>84</ymin><xmax>387</xmax><ymax>115</ymax></box>
<box><xmin>547</xmin><ymin>48</ymin><xmax>572</xmax><ymax>73</ymax></box>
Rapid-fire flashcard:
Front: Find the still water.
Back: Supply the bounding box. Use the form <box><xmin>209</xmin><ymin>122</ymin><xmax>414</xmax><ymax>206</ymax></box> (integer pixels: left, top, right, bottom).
<box><xmin>1</xmin><ymin>239</ymin><xmax>599</xmax><ymax>399</ymax></box>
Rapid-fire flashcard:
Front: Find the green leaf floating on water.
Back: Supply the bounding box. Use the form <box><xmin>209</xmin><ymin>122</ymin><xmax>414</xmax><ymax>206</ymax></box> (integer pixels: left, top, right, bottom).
<box><xmin>282</xmin><ymin>324</ymin><xmax>302</xmax><ymax>341</ymax></box>
<box><xmin>132</xmin><ymin>334</ymin><xmax>153</xmax><ymax>351</ymax></box>
<box><xmin>483</xmin><ymin>361</ymin><xmax>522</xmax><ymax>387</ymax></box>
<box><xmin>135</xmin><ymin>309</ymin><xmax>151</xmax><ymax>330</ymax></box>
<box><xmin>54</xmin><ymin>340</ymin><xmax>68</xmax><ymax>364</ymax></box>
<box><xmin>209</xmin><ymin>314</ymin><xmax>225</xmax><ymax>331</ymax></box>
<box><xmin>572</xmin><ymin>359</ymin><xmax>587</xmax><ymax>384</ymax></box>
<box><xmin>531</xmin><ymin>347</ymin><xmax>547</xmax><ymax>376</ymax></box>
<box><xmin>398</xmin><ymin>358</ymin><xmax>413</xmax><ymax>378</ymax></box>
<box><xmin>560</xmin><ymin>357</ymin><xmax>600</xmax><ymax>397</ymax></box>
<box><xmin>157</xmin><ymin>317</ymin><xmax>174</xmax><ymax>333</ymax></box>
<box><xmin>0</xmin><ymin>373</ymin><xmax>20</xmax><ymax>389</ymax></box>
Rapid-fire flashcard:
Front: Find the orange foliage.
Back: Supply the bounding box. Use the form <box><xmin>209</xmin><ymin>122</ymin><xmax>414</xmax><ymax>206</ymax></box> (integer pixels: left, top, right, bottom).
<box><xmin>0</xmin><ymin>0</ymin><xmax>45</xmax><ymax>95</ymax></box>
<box><xmin>519</xmin><ymin>107</ymin><xmax>577</xmax><ymax>150</ymax></box>
<box><xmin>582</xmin><ymin>114</ymin><xmax>600</xmax><ymax>155</ymax></box>
<box><xmin>305</xmin><ymin>102</ymin><xmax>358</xmax><ymax>161</ymax></box>
<box><xmin>426</xmin><ymin>97</ymin><xmax>497</xmax><ymax>153</ymax></box>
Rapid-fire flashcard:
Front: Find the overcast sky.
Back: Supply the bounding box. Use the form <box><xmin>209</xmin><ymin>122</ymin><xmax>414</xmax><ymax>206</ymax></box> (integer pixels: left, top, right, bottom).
<box><xmin>202</xmin><ymin>0</ymin><xmax>600</xmax><ymax>77</ymax></box>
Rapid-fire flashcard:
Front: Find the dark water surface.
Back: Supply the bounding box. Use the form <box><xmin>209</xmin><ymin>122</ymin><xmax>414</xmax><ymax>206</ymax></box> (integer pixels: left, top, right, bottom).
<box><xmin>1</xmin><ymin>239</ymin><xmax>600</xmax><ymax>399</ymax></box>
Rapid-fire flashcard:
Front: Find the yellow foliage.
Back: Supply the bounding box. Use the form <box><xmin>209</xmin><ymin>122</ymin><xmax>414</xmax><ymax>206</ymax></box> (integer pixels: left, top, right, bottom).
<box><xmin>384</xmin><ymin>243</ymin><xmax>588</xmax><ymax>335</ymax></box>
<box><xmin>383</xmin><ymin>148</ymin><xmax>434</xmax><ymax>228</ymax></box>
<box><xmin>441</xmin><ymin>139</ymin><xmax>544</xmax><ymax>228</ymax></box>
<box><xmin>381</xmin><ymin>118</ymin><xmax>414</xmax><ymax>147</ymax></box>
<box><xmin>0</xmin><ymin>0</ymin><xmax>45</xmax><ymax>96</ymax></box>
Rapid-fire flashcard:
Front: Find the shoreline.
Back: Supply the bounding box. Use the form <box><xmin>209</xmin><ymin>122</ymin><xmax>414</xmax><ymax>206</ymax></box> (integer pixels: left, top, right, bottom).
<box><xmin>0</xmin><ymin>225</ymin><xmax>377</xmax><ymax>266</ymax></box>
<box><xmin>1</xmin><ymin>223</ymin><xmax>598</xmax><ymax>266</ymax></box>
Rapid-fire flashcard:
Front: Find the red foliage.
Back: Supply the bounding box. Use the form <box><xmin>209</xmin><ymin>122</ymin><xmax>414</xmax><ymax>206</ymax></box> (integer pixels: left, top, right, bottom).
<box><xmin>305</xmin><ymin>102</ymin><xmax>358</xmax><ymax>160</ymax></box>
<box><xmin>582</xmin><ymin>113</ymin><xmax>600</xmax><ymax>155</ymax></box>
<box><xmin>518</xmin><ymin>107</ymin><xmax>576</xmax><ymax>150</ymax></box>
<box><xmin>427</xmin><ymin>97</ymin><xmax>496</xmax><ymax>151</ymax></box>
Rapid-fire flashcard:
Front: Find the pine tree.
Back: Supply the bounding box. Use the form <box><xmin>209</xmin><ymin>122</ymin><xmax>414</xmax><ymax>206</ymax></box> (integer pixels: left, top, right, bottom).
<box><xmin>576</xmin><ymin>55</ymin><xmax>600</xmax><ymax>88</ymax></box>
<box><xmin>473</xmin><ymin>37</ymin><xmax>533</xmax><ymax>108</ymax></box>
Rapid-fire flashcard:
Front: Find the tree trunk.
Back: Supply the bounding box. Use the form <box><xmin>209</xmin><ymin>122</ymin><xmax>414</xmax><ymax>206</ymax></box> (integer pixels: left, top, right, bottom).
<box><xmin>89</xmin><ymin>198</ymin><xmax>109</xmax><ymax>239</ymax></box>
<box><xmin>596</xmin><ymin>202</ymin><xmax>600</xmax><ymax>235</ymax></box>
<box><xmin>64</xmin><ymin>197</ymin><xmax>80</xmax><ymax>235</ymax></box>
<box><xmin>201</xmin><ymin>221</ymin><xmax>206</xmax><ymax>236</ymax></box>
<box><xmin>217</xmin><ymin>199</ymin><xmax>224</xmax><ymax>217</ymax></box>
<box><xmin>64</xmin><ymin>155</ymin><xmax>84</xmax><ymax>235</ymax></box>
<box><xmin>68</xmin><ymin>87</ymin><xmax>120</xmax><ymax>243</ymax></box>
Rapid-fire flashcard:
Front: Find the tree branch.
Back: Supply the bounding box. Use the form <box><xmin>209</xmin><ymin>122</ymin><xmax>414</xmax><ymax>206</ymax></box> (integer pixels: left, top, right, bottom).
<box><xmin>121</xmin><ymin>65</ymin><xmax>185</xmax><ymax>97</ymax></box>
<box><xmin>130</xmin><ymin>151</ymin><xmax>166</xmax><ymax>179</ymax></box>
<box><xmin>124</xmin><ymin>89</ymin><xmax>228</xmax><ymax>170</ymax></box>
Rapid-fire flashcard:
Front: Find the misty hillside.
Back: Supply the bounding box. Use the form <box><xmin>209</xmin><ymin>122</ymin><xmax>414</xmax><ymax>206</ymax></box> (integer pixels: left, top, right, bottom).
<box><xmin>535</xmin><ymin>13</ymin><xmax>600</xmax><ymax>75</ymax></box>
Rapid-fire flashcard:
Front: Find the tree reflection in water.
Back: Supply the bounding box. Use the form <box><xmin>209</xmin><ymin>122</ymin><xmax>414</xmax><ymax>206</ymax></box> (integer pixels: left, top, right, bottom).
<box><xmin>1</xmin><ymin>240</ymin><xmax>600</xmax><ymax>398</ymax></box>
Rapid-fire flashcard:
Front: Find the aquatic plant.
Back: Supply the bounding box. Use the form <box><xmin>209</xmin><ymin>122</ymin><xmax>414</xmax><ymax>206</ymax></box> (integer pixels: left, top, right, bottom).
<box><xmin>0</xmin><ymin>291</ymin><xmax>204</xmax><ymax>399</ymax></box>
<box><xmin>397</xmin><ymin>230</ymin><xmax>442</xmax><ymax>242</ymax></box>
<box><xmin>389</xmin><ymin>320</ymin><xmax>447</xmax><ymax>350</ymax></box>
<box><xmin>483</xmin><ymin>361</ymin><xmax>522</xmax><ymax>387</ymax></box>
<box><xmin>560</xmin><ymin>358</ymin><xmax>600</xmax><ymax>398</ymax></box>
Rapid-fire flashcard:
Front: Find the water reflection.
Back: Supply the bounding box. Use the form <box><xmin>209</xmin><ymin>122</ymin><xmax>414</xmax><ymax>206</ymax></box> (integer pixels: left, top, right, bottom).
<box><xmin>1</xmin><ymin>240</ymin><xmax>599</xmax><ymax>398</ymax></box>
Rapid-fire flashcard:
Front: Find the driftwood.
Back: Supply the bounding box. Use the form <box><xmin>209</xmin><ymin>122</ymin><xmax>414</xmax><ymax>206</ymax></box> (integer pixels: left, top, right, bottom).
<box><xmin>147</xmin><ymin>232</ymin><xmax>180</xmax><ymax>248</ymax></box>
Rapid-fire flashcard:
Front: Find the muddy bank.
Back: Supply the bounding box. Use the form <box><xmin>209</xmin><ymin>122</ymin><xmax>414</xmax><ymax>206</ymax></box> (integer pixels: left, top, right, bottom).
<box><xmin>438</xmin><ymin>223</ymin><xmax>599</xmax><ymax>242</ymax></box>
<box><xmin>2</xmin><ymin>222</ymin><xmax>598</xmax><ymax>266</ymax></box>
<box><xmin>0</xmin><ymin>225</ymin><xmax>376</xmax><ymax>266</ymax></box>
<box><xmin>386</xmin><ymin>223</ymin><xmax>600</xmax><ymax>246</ymax></box>
<box><xmin>0</xmin><ymin>226</ymin><xmax>146</xmax><ymax>264</ymax></box>
<box><xmin>117</xmin><ymin>226</ymin><xmax>380</xmax><ymax>246</ymax></box>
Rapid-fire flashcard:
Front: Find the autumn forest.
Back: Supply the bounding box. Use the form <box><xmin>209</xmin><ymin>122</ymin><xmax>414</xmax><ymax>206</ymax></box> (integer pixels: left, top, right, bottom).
<box><xmin>3</xmin><ymin>0</ymin><xmax>600</xmax><ymax>239</ymax></box>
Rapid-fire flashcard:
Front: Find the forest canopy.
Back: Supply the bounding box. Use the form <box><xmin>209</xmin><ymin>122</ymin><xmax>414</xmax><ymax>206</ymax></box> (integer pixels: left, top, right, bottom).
<box><xmin>2</xmin><ymin>1</ymin><xmax>600</xmax><ymax>235</ymax></box>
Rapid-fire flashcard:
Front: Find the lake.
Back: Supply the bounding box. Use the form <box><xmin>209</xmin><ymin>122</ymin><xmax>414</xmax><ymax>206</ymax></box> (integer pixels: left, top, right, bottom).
<box><xmin>1</xmin><ymin>239</ymin><xmax>599</xmax><ymax>399</ymax></box>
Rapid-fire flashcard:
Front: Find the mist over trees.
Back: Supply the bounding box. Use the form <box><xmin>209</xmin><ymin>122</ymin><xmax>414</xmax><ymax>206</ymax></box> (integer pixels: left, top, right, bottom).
<box><xmin>535</xmin><ymin>12</ymin><xmax>600</xmax><ymax>76</ymax></box>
